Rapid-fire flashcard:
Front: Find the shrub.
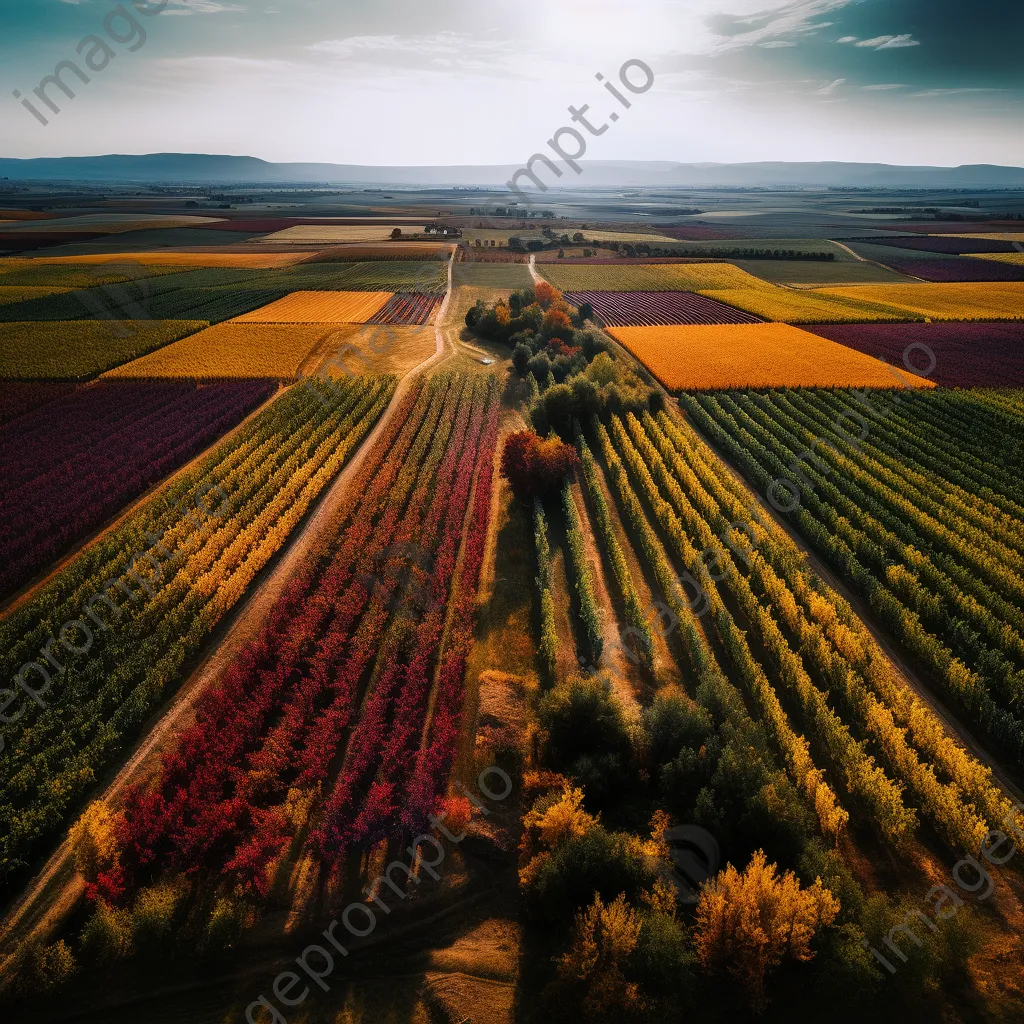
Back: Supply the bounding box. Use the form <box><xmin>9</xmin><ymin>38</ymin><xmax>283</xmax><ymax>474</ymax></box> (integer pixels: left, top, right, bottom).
<box><xmin>69</xmin><ymin>802</ymin><xmax>121</xmax><ymax>883</ymax></box>
<box><xmin>80</xmin><ymin>900</ymin><xmax>134</xmax><ymax>966</ymax></box>
<box><xmin>9</xmin><ymin>939</ymin><xmax>77</xmax><ymax>996</ymax></box>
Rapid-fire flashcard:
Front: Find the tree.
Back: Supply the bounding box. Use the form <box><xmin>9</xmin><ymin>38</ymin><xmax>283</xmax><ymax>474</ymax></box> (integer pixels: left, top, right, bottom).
<box><xmin>694</xmin><ymin>849</ymin><xmax>840</xmax><ymax>1012</ymax></box>
<box><xmin>69</xmin><ymin>802</ymin><xmax>121</xmax><ymax>883</ymax></box>
<box><xmin>512</xmin><ymin>342</ymin><xmax>532</xmax><ymax>375</ymax></box>
<box><xmin>573</xmin><ymin>231</ymin><xmax>585</xmax><ymax>242</ymax></box>
<box><xmin>391</xmin><ymin>228</ymin><xmax>403</xmax><ymax>239</ymax></box>
<box><xmin>577</xmin><ymin>301</ymin><xmax>594</xmax><ymax>323</ymax></box>
<box><xmin>500</xmin><ymin>430</ymin><xmax>578</xmax><ymax>501</ymax></box>
<box><xmin>554</xmin><ymin>893</ymin><xmax>645</xmax><ymax>1022</ymax></box>
<box><xmin>534</xmin><ymin>281</ymin><xmax>563</xmax><ymax>309</ymax></box>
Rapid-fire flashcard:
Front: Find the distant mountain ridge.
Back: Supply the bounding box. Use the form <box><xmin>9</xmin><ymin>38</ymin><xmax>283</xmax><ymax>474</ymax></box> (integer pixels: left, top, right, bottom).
<box><xmin>2</xmin><ymin>153</ymin><xmax>1023</xmax><ymax>188</ymax></box>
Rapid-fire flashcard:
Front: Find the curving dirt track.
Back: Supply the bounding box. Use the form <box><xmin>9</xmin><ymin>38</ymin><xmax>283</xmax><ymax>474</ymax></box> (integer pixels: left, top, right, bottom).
<box><xmin>0</xmin><ymin>257</ymin><xmax>458</xmax><ymax>962</ymax></box>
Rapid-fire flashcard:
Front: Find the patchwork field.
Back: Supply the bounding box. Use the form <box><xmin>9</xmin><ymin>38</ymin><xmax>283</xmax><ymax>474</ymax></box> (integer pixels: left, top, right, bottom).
<box><xmin>230</xmin><ymin>290</ymin><xmax>393</xmax><ymax>323</ymax></box>
<box><xmin>261</xmin><ymin>225</ymin><xmax>422</xmax><ymax>243</ymax></box>
<box><xmin>320</xmin><ymin>323</ymin><xmax>437</xmax><ymax>375</ymax></box>
<box><xmin>700</xmin><ymin>287</ymin><xmax>913</xmax><ymax>323</ymax></box>
<box><xmin>102</xmin><ymin>323</ymin><xmax>331</xmax><ymax>378</ymax></box>
<box><xmin>540</xmin><ymin>262</ymin><xmax>770</xmax><ymax>292</ymax></box>
<box><xmin>846</xmin><ymin>235</ymin><xmax>1018</xmax><ymax>255</ymax></box>
<box><xmin>452</xmin><ymin>262</ymin><xmax>534</xmax><ymax>288</ymax></box>
<box><xmin>608</xmin><ymin>322</ymin><xmax>936</xmax><ymax>389</ymax></box>
<box><xmin>733</xmin><ymin>258</ymin><xmax>916</xmax><ymax>286</ymax></box>
<box><xmin>564</xmin><ymin>290</ymin><xmax>763</xmax><ymax>326</ymax></box>
<box><xmin>29</xmin><ymin>251</ymin><xmax>312</xmax><ymax>269</ymax></box>
<box><xmin>818</xmin><ymin>282</ymin><xmax>1024</xmax><ymax>320</ymax></box>
<box><xmin>0</xmin><ymin>379</ymin><xmax>274</xmax><ymax>602</ymax></box>
<box><xmin>847</xmin><ymin>242</ymin><xmax>1024</xmax><ymax>282</ymax></box>
<box><xmin>807</xmin><ymin>321</ymin><xmax>1024</xmax><ymax>388</ymax></box>
<box><xmin>972</xmin><ymin>253</ymin><xmax>1024</xmax><ymax>266</ymax></box>
<box><xmin>310</xmin><ymin>242</ymin><xmax>453</xmax><ymax>261</ymax></box>
<box><xmin>0</xmin><ymin>320</ymin><xmax>208</xmax><ymax>379</ymax></box>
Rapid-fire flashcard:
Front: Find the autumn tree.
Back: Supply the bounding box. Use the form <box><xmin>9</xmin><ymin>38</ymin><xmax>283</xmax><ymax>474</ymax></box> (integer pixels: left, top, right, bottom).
<box><xmin>500</xmin><ymin>430</ymin><xmax>579</xmax><ymax>501</ymax></box>
<box><xmin>391</xmin><ymin>227</ymin><xmax>402</xmax><ymax>239</ymax></box>
<box><xmin>534</xmin><ymin>280</ymin><xmax>563</xmax><ymax>309</ymax></box>
<box><xmin>554</xmin><ymin>893</ymin><xmax>646</xmax><ymax>1022</ymax></box>
<box><xmin>69</xmin><ymin>802</ymin><xmax>121</xmax><ymax>883</ymax></box>
<box><xmin>694</xmin><ymin>849</ymin><xmax>840</xmax><ymax>1012</ymax></box>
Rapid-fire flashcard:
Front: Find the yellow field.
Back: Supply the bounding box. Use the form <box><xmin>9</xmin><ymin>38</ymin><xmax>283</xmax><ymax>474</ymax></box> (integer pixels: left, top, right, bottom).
<box><xmin>262</xmin><ymin>225</ymin><xmax>421</xmax><ymax>243</ymax></box>
<box><xmin>701</xmin><ymin>288</ymin><xmax>910</xmax><ymax>323</ymax></box>
<box><xmin>231</xmin><ymin>291</ymin><xmax>393</xmax><ymax>323</ymax></box>
<box><xmin>29</xmin><ymin>252</ymin><xmax>310</xmax><ymax>269</ymax></box>
<box><xmin>3</xmin><ymin>214</ymin><xmax>226</xmax><ymax>234</ymax></box>
<box><xmin>969</xmin><ymin>253</ymin><xmax>1024</xmax><ymax>266</ymax></box>
<box><xmin>581</xmin><ymin>230</ymin><xmax>684</xmax><ymax>244</ymax></box>
<box><xmin>103</xmin><ymin>323</ymin><xmax>330</xmax><ymax>379</ymax></box>
<box><xmin>0</xmin><ymin>286</ymin><xmax>72</xmax><ymax>305</ymax></box>
<box><xmin>609</xmin><ymin>323</ymin><xmax>936</xmax><ymax>390</ymax></box>
<box><xmin>541</xmin><ymin>262</ymin><xmax>771</xmax><ymax>292</ymax></box>
<box><xmin>817</xmin><ymin>282</ymin><xmax>1024</xmax><ymax>321</ymax></box>
<box><xmin>934</xmin><ymin>233</ymin><xmax>1024</xmax><ymax>242</ymax></box>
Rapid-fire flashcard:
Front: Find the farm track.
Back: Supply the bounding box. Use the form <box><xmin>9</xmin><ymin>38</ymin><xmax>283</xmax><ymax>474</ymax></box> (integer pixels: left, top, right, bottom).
<box><xmin>0</xmin><ymin>256</ymin><xmax>457</xmax><ymax>959</ymax></box>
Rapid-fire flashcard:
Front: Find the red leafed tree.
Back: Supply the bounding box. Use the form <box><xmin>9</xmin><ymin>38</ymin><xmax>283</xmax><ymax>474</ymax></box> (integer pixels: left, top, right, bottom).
<box><xmin>501</xmin><ymin>431</ymin><xmax>578</xmax><ymax>501</ymax></box>
<box><xmin>534</xmin><ymin>281</ymin><xmax>563</xmax><ymax>310</ymax></box>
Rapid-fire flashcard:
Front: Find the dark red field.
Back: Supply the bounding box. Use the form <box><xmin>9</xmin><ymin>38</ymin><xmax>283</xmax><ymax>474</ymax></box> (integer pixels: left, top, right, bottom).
<box><xmin>564</xmin><ymin>290</ymin><xmax>764</xmax><ymax>326</ymax></box>
<box><xmin>367</xmin><ymin>291</ymin><xmax>443</xmax><ymax>325</ymax></box>
<box><xmin>806</xmin><ymin>321</ymin><xmax>1024</xmax><ymax>388</ymax></box>
<box><xmin>845</xmin><ymin>235</ymin><xmax>1017</xmax><ymax>255</ymax></box>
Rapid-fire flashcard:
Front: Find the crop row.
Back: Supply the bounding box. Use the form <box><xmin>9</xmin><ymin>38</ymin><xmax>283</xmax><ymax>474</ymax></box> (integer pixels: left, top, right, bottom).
<box><xmin>564</xmin><ymin>290</ymin><xmax>763</xmax><ymax>326</ymax></box>
<box><xmin>101</xmin><ymin>373</ymin><xmax>499</xmax><ymax>900</ymax></box>
<box><xmin>561</xmin><ymin>482</ymin><xmax>603</xmax><ymax>661</ymax></box>
<box><xmin>367</xmin><ymin>292</ymin><xmax>444</xmax><ymax>326</ymax></box>
<box><xmin>598</xmin><ymin>404</ymin><xmax>1012</xmax><ymax>851</ymax></box>
<box><xmin>0</xmin><ymin>374</ymin><xmax>395</xmax><ymax>889</ymax></box>
<box><xmin>0</xmin><ymin>380</ymin><xmax>276</xmax><ymax>605</ymax></box>
<box><xmin>681</xmin><ymin>388</ymin><xmax>1024</xmax><ymax>765</ymax></box>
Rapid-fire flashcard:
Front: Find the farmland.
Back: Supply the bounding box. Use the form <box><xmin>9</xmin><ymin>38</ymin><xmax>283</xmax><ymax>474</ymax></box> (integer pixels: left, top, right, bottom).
<box><xmin>29</xmin><ymin>252</ymin><xmax>312</xmax><ymax>269</ymax></box>
<box><xmin>681</xmin><ymin>389</ymin><xmax>1024</xmax><ymax>764</ymax></box>
<box><xmin>4</xmin><ymin>177</ymin><xmax>1024</xmax><ymax>1024</ymax></box>
<box><xmin>564</xmin><ymin>290</ymin><xmax>763</xmax><ymax>326</ymax></box>
<box><xmin>818</xmin><ymin>282</ymin><xmax>1024</xmax><ymax>320</ymax></box>
<box><xmin>0</xmin><ymin>380</ymin><xmax>275</xmax><ymax>604</ymax></box>
<box><xmin>53</xmin><ymin>373</ymin><xmax>498</xmax><ymax>934</ymax></box>
<box><xmin>230</xmin><ymin>290</ymin><xmax>392</xmax><ymax>323</ymax></box>
<box><xmin>539</xmin><ymin>262</ymin><xmax>770</xmax><ymax>292</ymax></box>
<box><xmin>0</xmin><ymin>321</ymin><xmax>208</xmax><ymax>379</ymax></box>
<box><xmin>845</xmin><ymin>243</ymin><xmax>1024</xmax><ymax>282</ymax></box>
<box><xmin>701</xmin><ymin>287</ymin><xmax>914</xmax><ymax>323</ymax></box>
<box><xmin>608</xmin><ymin>323</ymin><xmax>936</xmax><ymax>390</ymax></box>
<box><xmin>807</xmin><ymin>322</ymin><xmax>1024</xmax><ymax>388</ymax></box>
<box><xmin>367</xmin><ymin>292</ymin><xmax>444</xmax><ymax>325</ymax></box>
<box><xmin>102</xmin><ymin>323</ymin><xmax>333</xmax><ymax>379</ymax></box>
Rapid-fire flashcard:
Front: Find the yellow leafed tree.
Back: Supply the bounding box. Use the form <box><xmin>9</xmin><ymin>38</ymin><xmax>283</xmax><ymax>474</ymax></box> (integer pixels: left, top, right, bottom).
<box><xmin>695</xmin><ymin>849</ymin><xmax>840</xmax><ymax>1012</ymax></box>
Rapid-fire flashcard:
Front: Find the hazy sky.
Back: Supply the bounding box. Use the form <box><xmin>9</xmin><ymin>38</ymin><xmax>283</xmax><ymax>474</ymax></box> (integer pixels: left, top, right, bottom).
<box><xmin>2</xmin><ymin>0</ymin><xmax>1022</xmax><ymax>166</ymax></box>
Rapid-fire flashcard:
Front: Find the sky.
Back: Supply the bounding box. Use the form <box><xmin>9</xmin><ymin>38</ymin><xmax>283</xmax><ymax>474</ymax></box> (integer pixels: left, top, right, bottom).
<box><xmin>1</xmin><ymin>0</ymin><xmax>1022</xmax><ymax>166</ymax></box>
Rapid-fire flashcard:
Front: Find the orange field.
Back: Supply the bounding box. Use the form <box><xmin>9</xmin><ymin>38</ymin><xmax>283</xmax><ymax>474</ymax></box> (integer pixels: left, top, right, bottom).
<box><xmin>28</xmin><ymin>251</ymin><xmax>311</xmax><ymax>269</ymax></box>
<box><xmin>231</xmin><ymin>290</ymin><xmax>393</xmax><ymax>323</ymax></box>
<box><xmin>609</xmin><ymin>322</ymin><xmax>937</xmax><ymax>390</ymax></box>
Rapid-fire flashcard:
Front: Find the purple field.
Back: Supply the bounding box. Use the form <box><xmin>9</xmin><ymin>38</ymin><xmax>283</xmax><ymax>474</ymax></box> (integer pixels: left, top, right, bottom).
<box><xmin>848</xmin><ymin>243</ymin><xmax>1024</xmax><ymax>282</ymax></box>
<box><xmin>0</xmin><ymin>379</ymin><xmax>275</xmax><ymax>602</ymax></box>
<box><xmin>0</xmin><ymin>382</ymin><xmax>76</xmax><ymax>426</ymax></box>
<box><xmin>844</xmin><ymin>235</ymin><xmax>1018</xmax><ymax>255</ymax></box>
<box><xmin>564</xmin><ymin>290</ymin><xmax>764</xmax><ymax>326</ymax></box>
<box><xmin>806</xmin><ymin>322</ymin><xmax>1024</xmax><ymax>388</ymax></box>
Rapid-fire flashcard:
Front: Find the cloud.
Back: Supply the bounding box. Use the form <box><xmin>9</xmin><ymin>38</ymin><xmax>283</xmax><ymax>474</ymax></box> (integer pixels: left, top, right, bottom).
<box><xmin>816</xmin><ymin>77</ymin><xmax>846</xmax><ymax>94</ymax></box>
<box><xmin>861</xmin><ymin>83</ymin><xmax>906</xmax><ymax>90</ymax></box>
<box><xmin>856</xmin><ymin>34</ymin><xmax>920</xmax><ymax>49</ymax></box>
<box><xmin>760</xmin><ymin>40</ymin><xmax>798</xmax><ymax>48</ymax></box>
<box><xmin>837</xmin><ymin>35</ymin><xmax>858</xmax><ymax>42</ymax></box>
<box><xmin>162</xmin><ymin>1</ymin><xmax>247</xmax><ymax>13</ymax></box>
